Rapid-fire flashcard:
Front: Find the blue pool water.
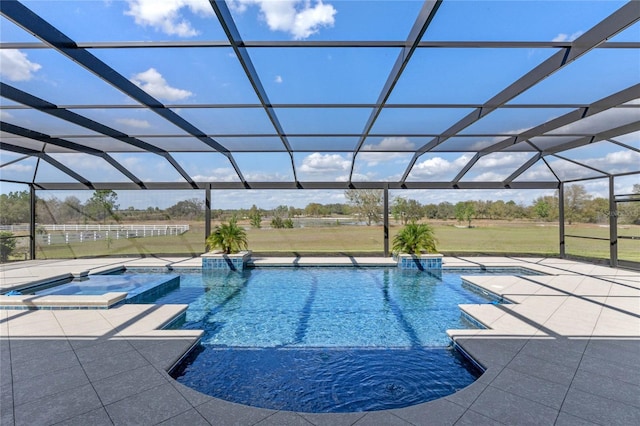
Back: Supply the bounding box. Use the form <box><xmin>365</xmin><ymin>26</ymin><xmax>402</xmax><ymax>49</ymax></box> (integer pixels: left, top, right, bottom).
<box><xmin>140</xmin><ymin>267</ymin><xmax>533</xmax><ymax>412</ymax></box>
<box><xmin>33</xmin><ymin>274</ymin><xmax>179</xmax><ymax>303</ymax></box>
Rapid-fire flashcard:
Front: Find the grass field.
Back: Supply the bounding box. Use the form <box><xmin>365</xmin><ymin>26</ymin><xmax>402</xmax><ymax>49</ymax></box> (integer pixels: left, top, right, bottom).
<box><xmin>30</xmin><ymin>220</ymin><xmax>639</xmax><ymax>262</ymax></box>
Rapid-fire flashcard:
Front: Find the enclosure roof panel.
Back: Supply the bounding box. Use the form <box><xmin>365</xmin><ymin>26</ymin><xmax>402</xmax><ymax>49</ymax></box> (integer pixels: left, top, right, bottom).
<box><xmin>1</xmin><ymin>0</ymin><xmax>638</xmax><ymax>190</ymax></box>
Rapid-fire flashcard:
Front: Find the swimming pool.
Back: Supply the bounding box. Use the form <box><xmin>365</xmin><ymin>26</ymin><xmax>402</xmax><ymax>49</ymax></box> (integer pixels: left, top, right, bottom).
<box><xmin>32</xmin><ymin>273</ymin><xmax>179</xmax><ymax>303</ymax></box>
<box><xmin>140</xmin><ymin>267</ymin><xmax>535</xmax><ymax>412</ymax></box>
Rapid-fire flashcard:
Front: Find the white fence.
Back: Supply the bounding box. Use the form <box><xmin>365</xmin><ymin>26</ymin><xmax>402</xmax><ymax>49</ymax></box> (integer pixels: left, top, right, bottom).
<box><xmin>0</xmin><ymin>224</ymin><xmax>189</xmax><ymax>245</ymax></box>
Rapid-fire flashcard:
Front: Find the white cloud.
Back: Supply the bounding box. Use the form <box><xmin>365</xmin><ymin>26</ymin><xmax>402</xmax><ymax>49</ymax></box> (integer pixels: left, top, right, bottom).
<box><xmin>341</xmin><ymin>171</ymin><xmax>374</xmax><ymax>182</ymax></box>
<box><xmin>611</xmin><ymin>131</ymin><xmax>640</xmax><ymax>146</ymax></box>
<box><xmin>552</xmin><ymin>31</ymin><xmax>584</xmax><ymax>42</ymax></box>
<box><xmin>0</xmin><ymin>50</ymin><xmax>42</xmax><ymax>81</ymax></box>
<box><xmin>0</xmin><ymin>111</ymin><xmax>14</xmax><ymax>121</ymax></box>
<box><xmin>115</xmin><ymin>118</ymin><xmax>151</xmax><ymax>129</ymax></box>
<box><xmin>229</xmin><ymin>0</ymin><xmax>337</xmax><ymax>40</ymax></box>
<box><xmin>475</xmin><ymin>152</ymin><xmax>532</xmax><ymax>169</ymax></box>
<box><xmin>517</xmin><ymin>162</ymin><xmax>557</xmax><ymax>181</ymax></box>
<box><xmin>387</xmin><ymin>188</ymin><xmax>557</xmax><ymax>207</ymax></box>
<box><xmin>547</xmin><ymin>157</ymin><xmax>598</xmax><ymax>181</ymax></box>
<box><xmin>614</xmin><ymin>175</ymin><xmax>640</xmax><ymax>196</ymax></box>
<box><xmin>120</xmin><ymin>156</ymin><xmax>142</xmax><ymax>170</ymax></box>
<box><xmin>192</xmin><ymin>167</ymin><xmax>241</xmax><ymax>182</ymax></box>
<box><xmin>299</xmin><ymin>152</ymin><xmax>350</xmax><ymax>173</ymax></box>
<box><xmin>507</xmin><ymin>149</ymin><xmax>636</xmax><ymax>183</ymax></box>
<box><xmin>461</xmin><ymin>153</ymin><xmax>534</xmax><ymax>182</ymax></box>
<box><xmin>274</xmin><ymin>75</ymin><xmax>283</xmax><ymax>83</ymax></box>
<box><xmin>209</xmin><ymin>189</ymin><xmax>347</xmax><ymax>209</ymax></box>
<box><xmin>130</xmin><ymin>68</ymin><xmax>192</xmax><ymax>101</ymax></box>
<box><xmin>553</xmin><ymin>108</ymin><xmax>639</xmax><ymax>136</ymax></box>
<box><xmin>360</xmin><ymin>137</ymin><xmax>415</xmax><ymax>166</ymax></box>
<box><xmin>585</xmin><ymin>149</ymin><xmax>640</xmax><ymax>174</ymax></box>
<box><xmin>471</xmin><ymin>171</ymin><xmax>508</xmax><ymax>182</ymax></box>
<box><xmin>2</xmin><ymin>163</ymin><xmax>33</xmax><ymax>173</ymax></box>
<box><xmin>358</xmin><ymin>152</ymin><xmax>413</xmax><ymax>167</ymax></box>
<box><xmin>245</xmin><ymin>171</ymin><xmax>290</xmax><ymax>181</ymax></box>
<box><xmin>409</xmin><ymin>154</ymin><xmax>473</xmax><ymax>180</ymax></box>
<box><xmin>363</xmin><ymin>137</ymin><xmax>415</xmax><ymax>151</ymax></box>
<box><xmin>124</xmin><ymin>0</ymin><xmax>212</xmax><ymax>37</ymax></box>
<box><xmin>602</xmin><ymin>150</ymin><xmax>639</xmax><ymax>165</ymax></box>
<box><xmin>50</xmin><ymin>154</ymin><xmax>113</xmax><ymax>172</ymax></box>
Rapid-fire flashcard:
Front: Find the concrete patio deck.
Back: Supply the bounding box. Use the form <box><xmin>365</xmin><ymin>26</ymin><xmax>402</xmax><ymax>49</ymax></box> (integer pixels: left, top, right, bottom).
<box><xmin>1</xmin><ymin>256</ymin><xmax>639</xmax><ymax>425</ymax></box>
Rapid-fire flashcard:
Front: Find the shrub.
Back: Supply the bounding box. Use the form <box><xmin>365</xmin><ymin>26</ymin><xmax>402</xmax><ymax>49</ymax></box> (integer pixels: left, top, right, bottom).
<box><xmin>271</xmin><ymin>216</ymin><xmax>284</xmax><ymax>229</ymax></box>
<box><xmin>206</xmin><ymin>218</ymin><xmax>248</xmax><ymax>254</ymax></box>
<box><xmin>0</xmin><ymin>231</ymin><xmax>17</xmax><ymax>262</ymax></box>
<box><xmin>392</xmin><ymin>222</ymin><xmax>437</xmax><ymax>255</ymax></box>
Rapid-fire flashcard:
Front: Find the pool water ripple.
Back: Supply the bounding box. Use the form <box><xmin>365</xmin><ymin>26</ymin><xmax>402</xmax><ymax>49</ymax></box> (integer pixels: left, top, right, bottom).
<box><xmin>148</xmin><ymin>267</ymin><xmax>527</xmax><ymax>412</ymax></box>
<box><xmin>173</xmin><ymin>346</ymin><xmax>478</xmax><ymax>413</ymax></box>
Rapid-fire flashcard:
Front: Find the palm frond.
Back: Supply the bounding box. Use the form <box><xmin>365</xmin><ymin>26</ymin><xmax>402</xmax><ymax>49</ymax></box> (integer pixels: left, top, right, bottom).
<box><xmin>392</xmin><ymin>222</ymin><xmax>437</xmax><ymax>254</ymax></box>
<box><xmin>206</xmin><ymin>217</ymin><xmax>248</xmax><ymax>254</ymax></box>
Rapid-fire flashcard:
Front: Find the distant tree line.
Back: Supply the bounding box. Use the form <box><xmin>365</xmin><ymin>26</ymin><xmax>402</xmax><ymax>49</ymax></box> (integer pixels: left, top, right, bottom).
<box><xmin>1</xmin><ymin>184</ymin><xmax>638</xmax><ymax>228</ymax></box>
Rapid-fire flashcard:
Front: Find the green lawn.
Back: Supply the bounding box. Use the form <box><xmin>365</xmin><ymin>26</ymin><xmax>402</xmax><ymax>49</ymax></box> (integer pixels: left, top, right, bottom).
<box><xmin>35</xmin><ymin>227</ymin><xmax>206</xmax><ymax>259</ymax></box>
<box><xmin>32</xmin><ymin>221</ymin><xmax>639</xmax><ymax>262</ymax></box>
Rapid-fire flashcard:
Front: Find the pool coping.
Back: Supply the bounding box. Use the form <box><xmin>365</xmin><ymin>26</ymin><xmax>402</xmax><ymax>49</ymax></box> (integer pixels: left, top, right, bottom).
<box><xmin>0</xmin><ymin>292</ymin><xmax>127</xmax><ymax>310</ymax></box>
<box><xmin>1</xmin><ymin>256</ymin><xmax>639</xmax><ymax>425</ymax></box>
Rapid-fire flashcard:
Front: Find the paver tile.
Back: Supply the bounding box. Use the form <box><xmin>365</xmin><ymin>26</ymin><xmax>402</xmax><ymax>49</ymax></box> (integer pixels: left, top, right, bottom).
<box><xmin>444</xmin><ymin>369</ymin><xmax>498</xmax><ymax>408</ymax></box>
<box><xmin>92</xmin><ymin>363</ymin><xmax>168</xmax><ymax>405</ymax></box>
<box><xmin>299</xmin><ymin>411</ymin><xmax>366</xmax><ymax>426</ymax></box>
<box><xmin>391</xmin><ymin>398</ymin><xmax>466</xmax><ymax>425</ymax></box>
<box><xmin>54</xmin><ymin>407</ymin><xmax>114</xmax><ymax>426</ymax></box>
<box><xmin>105</xmin><ymin>383</ymin><xmax>192</xmax><ymax>425</ymax></box>
<box><xmin>453</xmin><ymin>338</ymin><xmax>525</xmax><ymax>370</ymax></box>
<box><xmin>0</xmin><ymin>409</ymin><xmax>14</xmax><ymax>426</ymax></box>
<box><xmin>0</xmin><ymin>379</ymin><xmax>13</xmax><ymax>415</ymax></box>
<box><xmin>10</xmin><ymin>347</ymin><xmax>80</xmax><ymax>383</ymax></box>
<box><xmin>506</xmin><ymin>353</ymin><xmax>577</xmax><ymax>386</ymax></box>
<box><xmin>560</xmin><ymin>387</ymin><xmax>640</xmax><ymax>426</ymax></box>
<box><xmin>9</xmin><ymin>337</ymin><xmax>72</xmax><ymax>360</ymax></box>
<box><xmin>489</xmin><ymin>367</ymin><xmax>569</xmax><ymax>409</ymax></box>
<box><xmin>554</xmin><ymin>411</ymin><xmax>600</xmax><ymax>426</ymax></box>
<box><xmin>353</xmin><ymin>410</ymin><xmax>412</xmax><ymax>425</ymax></box>
<box><xmin>578</xmin><ymin>350</ymin><xmax>640</xmax><ymax>386</ymax></box>
<box><xmin>169</xmin><ymin>377</ymin><xmax>213</xmax><ymax>407</ymax></box>
<box><xmin>134</xmin><ymin>335</ymin><xmax>200</xmax><ymax>370</ymax></box>
<box><xmin>8</xmin><ymin>320</ymin><xmax>64</xmax><ymax>337</ymax></box>
<box><xmin>13</xmin><ymin>383</ymin><xmax>102</xmax><ymax>426</ymax></box>
<box><xmin>570</xmin><ymin>368</ymin><xmax>640</xmax><ymax>408</ymax></box>
<box><xmin>158</xmin><ymin>408</ymin><xmax>211</xmax><ymax>425</ymax></box>
<box><xmin>196</xmin><ymin>397</ymin><xmax>275</xmax><ymax>426</ymax></box>
<box><xmin>73</xmin><ymin>338</ymin><xmax>135</xmax><ymax>364</ymax></box>
<box><xmin>470</xmin><ymin>386</ymin><xmax>559</xmax><ymax>426</ymax></box>
<box><xmin>12</xmin><ymin>364</ymin><xmax>89</xmax><ymax>406</ymax></box>
<box><xmin>81</xmin><ymin>347</ymin><xmax>150</xmax><ymax>382</ymax></box>
<box><xmin>593</xmin><ymin>314</ymin><xmax>640</xmax><ymax>336</ymax></box>
<box><xmin>583</xmin><ymin>339</ymin><xmax>640</xmax><ymax>368</ymax></box>
<box><xmin>453</xmin><ymin>409</ymin><xmax>505</xmax><ymax>425</ymax></box>
<box><xmin>255</xmin><ymin>411</ymin><xmax>315</xmax><ymax>425</ymax></box>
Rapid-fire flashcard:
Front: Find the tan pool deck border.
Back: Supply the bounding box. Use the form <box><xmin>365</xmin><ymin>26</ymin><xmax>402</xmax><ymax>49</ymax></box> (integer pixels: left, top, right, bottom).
<box><xmin>1</xmin><ymin>256</ymin><xmax>639</xmax><ymax>425</ymax></box>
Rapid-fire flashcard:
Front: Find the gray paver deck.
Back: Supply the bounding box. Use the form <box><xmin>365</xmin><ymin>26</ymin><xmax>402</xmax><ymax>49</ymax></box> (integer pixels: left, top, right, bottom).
<box><xmin>1</xmin><ymin>256</ymin><xmax>639</xmax><ymax>425</ymax></box>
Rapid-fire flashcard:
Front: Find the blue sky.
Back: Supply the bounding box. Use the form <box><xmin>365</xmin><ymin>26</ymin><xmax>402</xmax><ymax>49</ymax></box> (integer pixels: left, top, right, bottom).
<box><xmin>1</xmin><ymin>0</ymin><xmax>639</xmax><ymax>209</ymax></box>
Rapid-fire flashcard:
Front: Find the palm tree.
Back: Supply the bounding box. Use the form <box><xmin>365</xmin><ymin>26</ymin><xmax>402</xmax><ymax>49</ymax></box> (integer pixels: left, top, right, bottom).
<box><xmin>392</xmin><ymin>222</ymin><xmax>437</xmax><ymax>255</ymax></box>
<box><xmin>206</xmin><ymin>217</ymin><xmax>248</xmax><ymax>254</ymax></box>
